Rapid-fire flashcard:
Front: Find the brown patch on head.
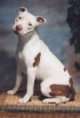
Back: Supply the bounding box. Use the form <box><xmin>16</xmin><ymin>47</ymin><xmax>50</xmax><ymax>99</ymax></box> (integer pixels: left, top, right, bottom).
<box><xmin>33</xmin><ymin>52</ymin><xmax>41</xmax><ymax>67</ymax></box>
<box><xmin>49</xmin><ymin>82</ymin><xmax>75</xmax><ymax>101</ymax></box>
<box><xmin>19</xmin><ymin>7</ymin><xmax>27</xmax><ymax>12</ymax></box>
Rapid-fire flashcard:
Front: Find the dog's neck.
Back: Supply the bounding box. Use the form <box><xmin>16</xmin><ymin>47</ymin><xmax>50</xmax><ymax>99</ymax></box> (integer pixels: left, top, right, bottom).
<box><xmin>17</xmin><ymin>30</ymin><xmax>38</xmax><ymax>52</ymax></box>
<box><xmin>18</xmin><ymin>31</ymin><xmax>36</xmax><ymax>43</ymax></box>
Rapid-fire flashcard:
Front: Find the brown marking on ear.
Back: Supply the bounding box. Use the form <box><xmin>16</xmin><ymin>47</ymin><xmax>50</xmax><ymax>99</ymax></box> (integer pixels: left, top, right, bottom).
<box><xmin>37</xmin><ymin>17</ymin><xmax>44</xmax><ymax>23</ymax></box>
<box><xmin>19</xmin><ymin>7</ymin><xmax>27</xmax><ymax>12</ymax></box>
<box><xmin>33</xmin><ymin>52</ymin><xmax>41</xmax><ymax>67</ymax></box>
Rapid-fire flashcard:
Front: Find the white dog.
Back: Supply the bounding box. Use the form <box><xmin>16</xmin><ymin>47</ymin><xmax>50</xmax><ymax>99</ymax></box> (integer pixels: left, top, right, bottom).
<box><xmin>7</xmin><ymin>7</ymin><xmax>75</xmax><ymax>104</ymax></box>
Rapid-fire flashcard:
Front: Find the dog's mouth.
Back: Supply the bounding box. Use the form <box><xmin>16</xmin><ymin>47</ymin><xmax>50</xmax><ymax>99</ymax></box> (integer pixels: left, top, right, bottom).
<box><xmin>13</xmin><ymin>25</ymin><xmax>23</xmax><ymax>34</ymax></box>
<box><xmin>13</xmin><ymin>30</ymin><xmax>19</xmax><ymax>34</ymax></box>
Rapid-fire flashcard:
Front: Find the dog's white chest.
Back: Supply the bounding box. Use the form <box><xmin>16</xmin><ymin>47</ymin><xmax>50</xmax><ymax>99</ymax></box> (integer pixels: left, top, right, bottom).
<box><xmin>19</xmin><ymin>38</ymin><xmax>41</xmax><ymax>66</ymax></box>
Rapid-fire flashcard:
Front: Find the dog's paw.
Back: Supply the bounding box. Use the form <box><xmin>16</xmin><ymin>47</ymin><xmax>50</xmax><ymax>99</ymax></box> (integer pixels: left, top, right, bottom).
<box><xmin>42</xmin><ymin>98</ymin><xmax>60</xmax><ymax>104</ymax></box>
<box><xmin>18</xmin><ymin>98</ymin><xmax>29</xmax><ymax>104</ymax></box>
<box><xmin>42</xmin><ymin>99</ymin><xmax>50</xmax><ymax>104</ymax></box>
<box><xmin>7</xmin><ymin>90</ymin><xmax>16</xmax><ymax>95</ymax></box>
<box><xmin>18</xmin><ymin>95</ymin><xmax>31</xmax><ymax>104</ymax></box>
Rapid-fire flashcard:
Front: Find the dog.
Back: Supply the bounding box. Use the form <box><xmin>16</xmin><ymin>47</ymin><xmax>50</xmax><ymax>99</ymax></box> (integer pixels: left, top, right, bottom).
<box><xmin>7</xmin><ymin>7</ymin><xmax>75</xmax><ymax>104</ymax></box>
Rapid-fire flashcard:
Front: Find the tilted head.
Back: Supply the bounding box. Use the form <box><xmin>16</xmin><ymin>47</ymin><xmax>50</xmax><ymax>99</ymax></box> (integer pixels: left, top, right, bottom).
<box><xmin>12</xmin><ymin>7</ymin><xmax>47</xmax><ymax>36</ymax></box>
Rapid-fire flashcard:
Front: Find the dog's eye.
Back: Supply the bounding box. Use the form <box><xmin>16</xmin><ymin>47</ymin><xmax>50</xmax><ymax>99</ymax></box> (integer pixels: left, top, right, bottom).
<box><xmin>18</xmin><ymin>17</ymin><xmax>22</xmax><ymax>20</ymax></box>
<box><xmin>28</xmin><ymin>23</ymin><xmax>32</xmax><ymax>26</ymax></box>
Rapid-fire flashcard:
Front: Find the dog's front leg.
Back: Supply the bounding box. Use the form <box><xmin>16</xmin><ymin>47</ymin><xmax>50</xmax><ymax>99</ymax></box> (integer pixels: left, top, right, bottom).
<box><xmin>7</xmin><ymin>74</ymin><xmax>22</xmax><ymax>95</ymax></box>
<box><xmin>19</xmin><ymin>67</ymin><xmax>36</xmax><ymax>103</ymax></box>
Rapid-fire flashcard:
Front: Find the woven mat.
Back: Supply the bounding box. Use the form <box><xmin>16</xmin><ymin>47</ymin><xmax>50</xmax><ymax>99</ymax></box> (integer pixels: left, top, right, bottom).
<box><xmin>0</xmin><ymin>93</ymin><xmax>80</xmax><ymax>112</ymax></box>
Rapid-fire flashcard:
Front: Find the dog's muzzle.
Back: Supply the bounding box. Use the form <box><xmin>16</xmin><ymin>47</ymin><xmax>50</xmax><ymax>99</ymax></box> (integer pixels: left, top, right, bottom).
<box><xmin>13</xmin><ymin>25</ymin><xmax>22</xmax><ymax>34</ymax></box>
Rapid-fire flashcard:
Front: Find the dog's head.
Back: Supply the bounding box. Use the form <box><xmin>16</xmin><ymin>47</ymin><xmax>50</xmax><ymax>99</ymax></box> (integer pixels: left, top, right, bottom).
<box><xmin>12</xmin><ymin>7</ymin><xmax>47</xmax><ymax>35</ymax></box>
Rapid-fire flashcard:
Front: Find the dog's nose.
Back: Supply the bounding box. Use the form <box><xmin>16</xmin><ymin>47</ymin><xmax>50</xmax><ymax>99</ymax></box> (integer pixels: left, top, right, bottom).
<box><xmin>16</xmin><ymin>25</ymin><xmax>22</xmax><ymax>31</ymax></box>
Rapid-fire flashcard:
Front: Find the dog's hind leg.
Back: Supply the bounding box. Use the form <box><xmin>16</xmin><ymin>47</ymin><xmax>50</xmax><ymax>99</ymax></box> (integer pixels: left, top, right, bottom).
<box><xmin>41</xmin><ymin>78</ymin><xmax>75</xmax><ymax>104</ymax></box>
<box><xmin>42</xmin><ymin>96</ymin><xmax>70</xmax><ymax>104</ymax></box>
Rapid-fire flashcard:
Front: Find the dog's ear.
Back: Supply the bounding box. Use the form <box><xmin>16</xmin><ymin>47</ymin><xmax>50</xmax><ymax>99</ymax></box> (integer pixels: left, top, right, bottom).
<box><xmin>19</xmin><ymin>7</ymin><xmax>28</xmax><ymax>12</ymax></box>
<box><xmin>36</xmin><ymin>16</ymin><xmax>47</xmax><ymax>25</ymax></box>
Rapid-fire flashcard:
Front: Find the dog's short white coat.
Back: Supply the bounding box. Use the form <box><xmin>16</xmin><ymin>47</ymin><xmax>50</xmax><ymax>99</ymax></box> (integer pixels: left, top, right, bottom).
<box><xmin>7</xmin><ymin>7</ymin><xmax>71</xmax><ymax>104</ymax></box>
